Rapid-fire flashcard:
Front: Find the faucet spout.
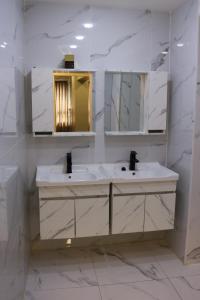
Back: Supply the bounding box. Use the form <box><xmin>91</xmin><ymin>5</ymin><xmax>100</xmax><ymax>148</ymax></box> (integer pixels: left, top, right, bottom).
<box><xmin>66</xmin><ymin>152</ymin><xmax>72</xmax><ymax>174</ymax></box>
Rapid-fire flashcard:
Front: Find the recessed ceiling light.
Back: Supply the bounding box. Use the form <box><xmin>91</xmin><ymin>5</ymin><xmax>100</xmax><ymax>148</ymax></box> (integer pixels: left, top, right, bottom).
<box><xmin>69</xmin><ymin>45</ymin><xmax>78</xmax><ymax>49</ymax></box>
<box><xmin>83</xmin><ymin>23</ymin><xmax>94</xmax><ymax>29</ymax></box>
<box><xmin>75</xmin><ymin>35</ymin><xmax>85</xmax><ymax>40</ymax></box>
<box><xmin>177</xmin><ymin>43</ymin><xmax>184</xmax><ymax>47</ymax></box>
<box><xmin>3</xmin><ymin>42</ymin><xmax>7</xmax><ymax>45</ymax></box>
<box><xmin>162</xmin><ymin>51</ymin><xmax>168</xmax><ymax>55</ymax></box>
<box><xmin>0</xmin><ymin>44</ymin><xmax>6</xmax><ymax>48</ymax></box>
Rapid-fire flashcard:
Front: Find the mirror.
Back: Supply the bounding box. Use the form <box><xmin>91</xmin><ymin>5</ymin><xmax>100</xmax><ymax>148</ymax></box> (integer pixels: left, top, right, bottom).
<box><xmin>105</xmin><ymin>72</ymin><xmax>147</xmax><ymax>133</ymax></box>
<box><xmin>53</xmin><ymin>72</ymin><xmax>93</xmax><ymax>132</ymax></box>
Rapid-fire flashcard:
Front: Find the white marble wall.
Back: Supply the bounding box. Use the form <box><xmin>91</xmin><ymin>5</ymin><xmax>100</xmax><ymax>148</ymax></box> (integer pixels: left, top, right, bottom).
<box><xmin>24</xmin><ymin>1</ymin><xmax>170</xmax><ymax>242</ymax></box>
<box><xmin>167</xmin><ymin>0</ymin><xmax>199</xmax><ymax>261</ymax></box>
<box><xmin>185</xmin><ymin>6</ymin><xmax>200</xmax><ymax>263</ymax></box>
<box><xmin>0</xmin><ymin>0</ymin><xmax>29</xmax><ymax>299</ymax></box>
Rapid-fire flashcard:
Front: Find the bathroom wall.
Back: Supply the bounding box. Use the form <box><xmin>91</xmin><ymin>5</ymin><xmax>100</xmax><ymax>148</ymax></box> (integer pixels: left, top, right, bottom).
<box><xmin>0</xmin><ymin>0</ymin><xmax>29</xmax><ymax>298</ymax></box>
<box><xmin>24</xmin><ymin>1</ymin><xmax>170</xmax><ymax>241</ymax></box>
<box><xmin>185</xmin><ymin>7</ymin><xmax>200</xmax><ymax>263</ymax></box>
<box><xmin>167</xmin><ymin>0</ymin><xmax>199</xmax><ymax>261</ymax></box>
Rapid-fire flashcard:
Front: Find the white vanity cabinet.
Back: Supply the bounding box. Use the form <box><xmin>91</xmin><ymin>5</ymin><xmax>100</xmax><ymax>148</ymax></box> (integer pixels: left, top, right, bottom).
<box><xmin>76</xmin><ymin>197</ymin><xmax>109</xmax><ymax>237</ymax></box>
<box><xmin>112</xmin><ymin>195</ymin><xmax>145</xmax><ymax>234</ymax></box>
<box><xmin>146</xmin><ymin>71</ymin><xmax>168</xmax><ymax>132</ymax></box>
<box><xmin>112</xmin><ymin>181</ymin><xmax>176</xmax><ymax>234</ymax></box>
<box><xmin>144</xmin><ymin>193</ymin><xmax>176</xmax><ymax>231</ymax></box>
<box><xmin>37</xmin><ymin>163</ymin><xmax>178</xmax><ymax>240</ymax></box>
<box><xmin>32</xmin><ymin>68</ymin><xmax>54</xmax><ymax>133</ymax></box>
<box><xmin>38</xmin><ymin>184</ymin><xmax>109</xmax><ymax>240</ymax></box>
<box><xmin>40</xmin><ymin>199</ymin><xmax>75</xmax><ymax>240</ymax></box>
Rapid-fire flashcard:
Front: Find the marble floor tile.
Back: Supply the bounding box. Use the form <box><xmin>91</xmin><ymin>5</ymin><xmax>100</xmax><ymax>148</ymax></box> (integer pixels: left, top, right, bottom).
<box><xmin>25</xmin><ymin>242</ymin><xmax>200</xmax><ymax>300</ymax></box>
<box><xmin>24</xmin><ymin>286</ymin><xmax>101</xmax><ymax>300</ymax></box>
<box><xmin>170</xmin><ymin>275</ymin><xmax>200</xmax><ymax>300</ymax></box>
<box><xmin>155</xmin><ymin>252</ymin><xmax>200</xmax><ymax>278</ymax></box>
<box><xmin>26</xmin><ymin>248</ymin><xmax>98</xmax><ymax>290</ymax></box>
<box><xmin>99</xmin><ymin>279</ymin><xmax>181</xmax><ymax>300</ymax></box>
<box><xmin>91</xmin><ymin>243</ymin><xmax>167</xmax><ymax>285</ymax></box>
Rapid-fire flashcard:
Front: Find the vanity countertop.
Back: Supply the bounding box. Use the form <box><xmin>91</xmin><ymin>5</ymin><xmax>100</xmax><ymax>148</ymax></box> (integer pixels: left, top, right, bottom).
<box><xmin>36</xmin><ymin>162</ymin><xmax>179</xmax><ymax>187</ymax></box>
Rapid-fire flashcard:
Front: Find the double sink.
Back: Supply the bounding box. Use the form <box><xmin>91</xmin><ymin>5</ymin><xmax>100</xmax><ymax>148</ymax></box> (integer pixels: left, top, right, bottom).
<box><xmin>36</xmin><ymin>162</ymin><xmax>179</xmax><ymax>186</ymax></box>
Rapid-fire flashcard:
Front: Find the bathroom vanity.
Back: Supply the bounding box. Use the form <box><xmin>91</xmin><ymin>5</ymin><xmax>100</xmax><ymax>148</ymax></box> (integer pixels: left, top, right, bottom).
<box><xmin>36</xmin><ymin>163</ymin><xmax>178</xmax><ymax>240</ymax></box>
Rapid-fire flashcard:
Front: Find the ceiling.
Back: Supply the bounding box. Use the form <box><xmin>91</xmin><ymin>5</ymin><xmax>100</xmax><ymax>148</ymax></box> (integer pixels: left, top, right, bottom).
<box><xmin>28</xmin><ymin>0</ymin><xmax>186</xmax><ymax>12</ymax></box>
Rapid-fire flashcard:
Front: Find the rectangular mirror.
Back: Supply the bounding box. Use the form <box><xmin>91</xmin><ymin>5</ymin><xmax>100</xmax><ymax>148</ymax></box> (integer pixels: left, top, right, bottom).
<box><xmin>53</xmin><ymin>71</ymin><xmax>93</xmax><ymax>132</ymax></box>
<box><xmin>104</xmin><ymin>72</ymin><xmax>146</xmax><ymax>132</ymax></box>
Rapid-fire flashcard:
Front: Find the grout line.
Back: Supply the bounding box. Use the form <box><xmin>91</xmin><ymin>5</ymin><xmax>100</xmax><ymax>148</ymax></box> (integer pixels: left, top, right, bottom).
<box><xmin>89</xmin><ymin>250</ymin><xmax>103</xmax><ymax>299</ymax></box>
<box><xmin>168</xmin><ymin>278</ymin><xmax>184</xmax><ymax>300</ymax></box>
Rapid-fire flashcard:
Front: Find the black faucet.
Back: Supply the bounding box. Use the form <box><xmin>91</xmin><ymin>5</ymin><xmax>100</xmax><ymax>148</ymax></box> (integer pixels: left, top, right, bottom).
<box><xmin>129</xmin><ymin>151</ymin><xmax>139</xmax><ymax>171</ymax></box>
<box><xmin>66</xmin><ymin>152</ymin><xmax>72</xmax><ymax>174</ymax></box>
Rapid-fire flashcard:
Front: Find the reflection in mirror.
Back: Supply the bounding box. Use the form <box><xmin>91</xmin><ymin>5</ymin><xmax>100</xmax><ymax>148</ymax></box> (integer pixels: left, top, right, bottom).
<box><xmin>105</xmin><ymin>72</ymin><xmax>146</xmax><ymax>132</ymax></box>
<box><xmin>53</xmin><ymin>72</ymin><xmax>93</xmax><ymax>132</ymax></box>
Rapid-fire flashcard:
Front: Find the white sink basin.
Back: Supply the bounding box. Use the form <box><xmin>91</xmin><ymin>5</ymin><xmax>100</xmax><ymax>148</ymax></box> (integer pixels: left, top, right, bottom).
<box><xmin>36</xmin><ymin>162</ymin><xmax>179</xmax><ymax>186</ymax></box>
<box><xmin>49</xmin><ymin>172</ymin><xmax>97</xmax><ymax>183</ymax></box>
<box><xmin>101</xmin><ymin>162</ymin><xmax>179</xmax><ymax>183</ymax></box>
<box><xmin>36</xmin><ymin>164</ymin><xmax>104</xmax><ymax>186</ymax></box>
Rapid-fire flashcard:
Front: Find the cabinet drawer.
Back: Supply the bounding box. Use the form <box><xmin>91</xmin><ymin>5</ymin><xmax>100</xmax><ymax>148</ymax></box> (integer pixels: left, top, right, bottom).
<box><xmin>39</xmin><ymin>184</ymin><xmax>109</xmax><ymax>199</ymax></box>
<box><xmin>76</xmin><ymin>197</ymin><xmax>109</xmax><ymax>237</ymax></box>
<box><xmin>144</xmin><ymin>193</ymin><xmax>176</xmax><ymax>231</ymax></box>
<box><xmin>113</xmin><ymin>181</ymin><xmax>176</xmax><ymax>195</ymax></box>
<box><xmin>112</xmin><ymin>195</ymin><xmax>145</xmax><ymax>234</ymax></box>
<box><xmin>40</xmin><ymin>199</ymin><xmax>75</xmax><ymax>239</ymax></box>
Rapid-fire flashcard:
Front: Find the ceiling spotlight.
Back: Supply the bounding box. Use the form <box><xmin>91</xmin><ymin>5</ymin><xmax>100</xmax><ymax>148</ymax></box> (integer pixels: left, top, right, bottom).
<box><xmin>177</xmin><ymin>43</ymin><xmax>184</xmax><ymax>47</ymax></box>
<box><xmin>162</xmin><ymin>50</ymin><xmax>168</xmax><ymax>55</ymax></box>
<box><xmin>83</xmin><ymin>23</ymin><xmax>94</xmax><ymax>29</ymax></box>
<box><xmin>3</xmin><ymin>42</ymin><xmax>7</xmax><ymax>45</ymax></box>
<box><xmin>75</xmin><ymin>35</ymin><xmax>85</xmax><ymax>40</ymax></box>
<box><xmin>69</xmin><ymin>45</ymin><xmax>78</xmax><ymax>49</ymax></box>
<box><xmin>0</xmin><ymin>44</ymin><xmax>6</xmax><ymax>48</ymax></box>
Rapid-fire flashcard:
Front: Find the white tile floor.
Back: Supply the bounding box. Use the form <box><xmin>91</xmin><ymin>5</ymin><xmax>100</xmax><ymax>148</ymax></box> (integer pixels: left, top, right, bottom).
<box><xmin>24</xmin><ymin>241</ymin><xmax>200</xmax><ymax>300</ymax></box>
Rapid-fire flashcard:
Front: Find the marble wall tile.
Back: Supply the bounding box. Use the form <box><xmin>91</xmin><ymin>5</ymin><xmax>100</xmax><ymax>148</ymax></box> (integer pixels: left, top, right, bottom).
<box><xmin>0</xmin><ymin>0</ymin><xmax>29</xmax><ymax>299</ymax></box>
<box><xmin>167</xmin><ymin>0</ymin><xmax>199</xmax><ymax>261</ymax></box>
<box><xmin>185</xmin><ymin>9</ymin><xmax>200</xmax><ymax>263</ymax></box>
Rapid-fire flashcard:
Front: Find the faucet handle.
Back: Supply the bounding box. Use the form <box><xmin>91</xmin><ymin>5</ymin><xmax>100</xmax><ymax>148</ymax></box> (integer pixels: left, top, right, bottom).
<box><xmin>130</xmin><ymin>150</ymin><xmax>137</xmax><ymax>156</ymax></box>
<box><xmin>66</xmin><ymin>152</ymin><xmax>72</xmax><ymax>158</ymax></box>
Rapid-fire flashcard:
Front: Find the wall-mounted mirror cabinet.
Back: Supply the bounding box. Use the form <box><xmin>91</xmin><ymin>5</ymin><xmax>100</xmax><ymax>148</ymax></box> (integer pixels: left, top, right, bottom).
<box><xmin>104</xmin><ymin>71</ymin><xmax>168</xmax><ymax>135</ymax></box>
<box><xmin>31</xmin><ymin>68</ymin><xmax>94</xmax><ymax>136</ymax></box>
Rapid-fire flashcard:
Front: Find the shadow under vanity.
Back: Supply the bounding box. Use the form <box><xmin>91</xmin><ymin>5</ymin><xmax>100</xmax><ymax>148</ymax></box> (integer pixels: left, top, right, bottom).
<box><xmin>31</xmin><ymin>68</ymin><xmax>179</xmax><ymax>241</ymax></box>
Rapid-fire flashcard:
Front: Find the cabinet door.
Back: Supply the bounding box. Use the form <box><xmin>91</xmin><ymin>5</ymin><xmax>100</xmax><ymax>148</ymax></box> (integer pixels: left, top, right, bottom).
<box><xmin>144</xmin><ymin>193</ymin><xmax>176</xmax><ymax>232</ymax></box>
<box><xmin>76</xmin><ymin>197</ymin><xmax>109</xmax><ymax>237</ymax></box>
<box><xmin>32</xmin><ymin>68</ymin><xmax>54</xmax><ymax>133</ymax></box>
<box><xmin>112</xmin><ymin>195</ymin><xmax>145</xmax><ymax>234</ymax></box>
<box><xmin>40</xmin><ymin>199</ymin><xmax>75</xmax><ymax>240</ymax></box>
<box><xmin>146</xmin><ymin>71</ymin><xmax>168</xmax><ymax>131</ymax></box>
